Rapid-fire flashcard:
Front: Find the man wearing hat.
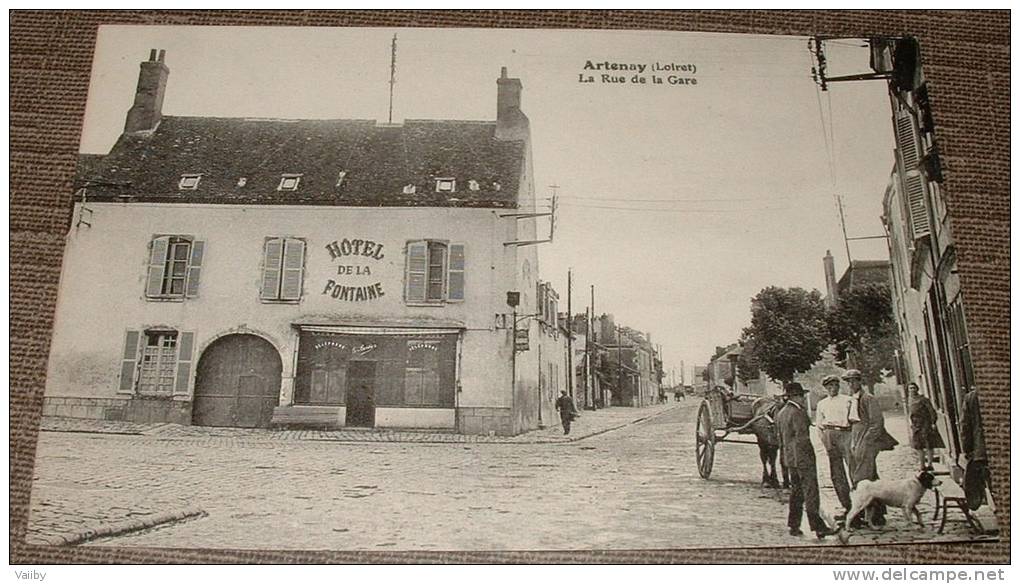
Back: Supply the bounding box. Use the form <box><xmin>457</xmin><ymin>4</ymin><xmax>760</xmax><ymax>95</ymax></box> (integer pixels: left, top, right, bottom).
<box><xmin>844</xmin><ymin>368</ymin><xmax>899</xmax><ymax>526</ymax></box>
<box><xmin>815</xmin><ymin>374</ymin><xmax>854</xmax><ymax>516</ymax></box>
<box><xmin>555</xmin><ymin>390</ymin><xmax>578</xmax><ymax>435</ymax></box>
<box><xmin>776</xmin><ymin>382</ymin><xmax>836</xmax><ymax>539</ymax></box>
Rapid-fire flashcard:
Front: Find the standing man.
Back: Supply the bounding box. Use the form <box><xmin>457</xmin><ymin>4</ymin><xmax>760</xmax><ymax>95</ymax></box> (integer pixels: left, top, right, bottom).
<box><xmin>845</xmin><ymin>368</ymin><xmax>899</xmax><ymax>526</ymax></box>
<box><xmin>555</xmin><ymin>390</ymin><xmax>577</xmax><ymax>435</ymax></box>
<box><xmin>815</xmin><ymin>374</ymin><xmax>854</xmax><ymax>518</ymax></box>
<box><xmin>776</xmin><ymin>382</ymin><xmax>836</xmax><ymax>539</ymax></box>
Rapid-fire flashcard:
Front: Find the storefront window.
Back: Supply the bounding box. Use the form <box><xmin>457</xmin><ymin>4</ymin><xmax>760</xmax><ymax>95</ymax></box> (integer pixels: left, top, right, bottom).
<box><xmin>405</xmin><ymin>341</ymin><xmax>441</xmax><ymax>406</ymax></box>
<box><xmin>295</xmin><ymin>331</ymin><xmax>456</xmax><ymax>409</ymax></box>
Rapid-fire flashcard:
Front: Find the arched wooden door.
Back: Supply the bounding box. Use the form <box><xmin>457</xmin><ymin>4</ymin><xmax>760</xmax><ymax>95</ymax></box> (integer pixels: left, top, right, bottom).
<box><xmin>193</xmin><ymin>334</ymin><xmax>282</xmax><ymax>428</ymax></box>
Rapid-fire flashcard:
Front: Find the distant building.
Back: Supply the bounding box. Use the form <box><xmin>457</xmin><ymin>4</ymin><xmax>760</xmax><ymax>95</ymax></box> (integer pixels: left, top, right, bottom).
<box><xmin>823</xmin><ymin>249</ymin><xmax>891</xmax><ymax>307</ymax></box>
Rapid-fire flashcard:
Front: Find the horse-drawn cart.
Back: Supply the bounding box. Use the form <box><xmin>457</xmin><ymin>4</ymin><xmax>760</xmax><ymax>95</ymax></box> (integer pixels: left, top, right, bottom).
<box><xmin>695</xmin><ymin>386</ymin><xmax>780</xmax><ymax>479</ymax></box>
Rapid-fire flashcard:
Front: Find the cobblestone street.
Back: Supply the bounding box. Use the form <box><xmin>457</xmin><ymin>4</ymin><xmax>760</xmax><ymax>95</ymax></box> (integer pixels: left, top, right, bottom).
<box><xmin>26</xmin><ymin>402</ymin><xmax>994</xmax><ymax>551</ymax></box>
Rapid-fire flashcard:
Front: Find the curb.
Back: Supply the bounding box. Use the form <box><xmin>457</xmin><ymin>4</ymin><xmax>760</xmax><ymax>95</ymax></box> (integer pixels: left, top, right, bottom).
<box><xmin>39</xmin><ymin>405</ymin><xmax>685</xmax><ymax>446</ymax></box>
<box><xmin>540</xmin><ymin>403</ymin><xmax>682</xmax><ymax>444</ymax></box>
<box><xmin>32</xmin><ymin>507</ymin><xmax>207</xmax><ymax>546</ymax></box>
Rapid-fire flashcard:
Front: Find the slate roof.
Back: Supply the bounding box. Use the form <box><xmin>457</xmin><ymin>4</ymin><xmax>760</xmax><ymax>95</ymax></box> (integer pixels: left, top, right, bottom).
<box><xmin>78</xmin><ymin>116</ymin><xmax>526</xmax><ymax>208</ymax></box>
<box><xmin>837</xmin><ymin>259</ymin><xmax>892</xmax><ymax>293</ymax></box>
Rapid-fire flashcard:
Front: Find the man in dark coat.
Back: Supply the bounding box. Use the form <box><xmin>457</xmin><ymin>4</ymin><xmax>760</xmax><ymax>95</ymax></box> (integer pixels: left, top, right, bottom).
<box><xmin>845</xmin><ymin>369</ymin><xmax>898</xmax><ymax>526</ymax></box>
<box><xmin>555</xmin><ymin>390</ymin><xmax>577</xmax><ymax>435</ymax></box>
<box><xmin>776</xmin><ymin>382</ymin><xmax>836</xmax><ymax>539</ymax></box>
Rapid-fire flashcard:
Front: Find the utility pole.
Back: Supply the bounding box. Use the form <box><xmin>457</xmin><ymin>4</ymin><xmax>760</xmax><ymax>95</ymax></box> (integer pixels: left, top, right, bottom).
<box><xmin>836</xmin><ymin>193</ymin><xmax>852</xmax><ymax>266</ymax></box>
<box><xmin>567</xmin><ymin>269</ymin><xmax>574</xmax><ymax>401</ymax></box>
<box><xmin>584</xmin><ymin>306</ymin><xmax>592</xmax><ymax>409</ymax></box>
<box><xmin>388</xmin><ymin>33</ymin><xmax>398</xmax><ymax>124</ymax></box>
<box><xmin>616</xmin><ymin>325</ymin><xmax>623</xmax><ymax>408</ymax></box>
<box><xmin>590</xmin><ymin>285</ymin><xmax>597</xmax><ymax>409</ymax></box>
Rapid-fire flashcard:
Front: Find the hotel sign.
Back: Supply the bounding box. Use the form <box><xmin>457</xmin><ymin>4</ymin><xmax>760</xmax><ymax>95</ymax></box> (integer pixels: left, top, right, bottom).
<box><xmin>321</xmin><ymin>238</ymin><xmax>386</xmax><ymax>302</ymax></box>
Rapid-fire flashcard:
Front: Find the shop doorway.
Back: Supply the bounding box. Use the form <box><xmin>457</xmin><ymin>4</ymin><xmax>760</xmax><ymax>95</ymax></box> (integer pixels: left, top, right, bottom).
<box><xmin>193</xmin><ymin>334</ymin><xmax>282</xmax><ymax>428</ymax></box>
<box><xmin>345</xmin><ymin>361</ymin><xmax>376</xmax><ymax>427</ymax></box>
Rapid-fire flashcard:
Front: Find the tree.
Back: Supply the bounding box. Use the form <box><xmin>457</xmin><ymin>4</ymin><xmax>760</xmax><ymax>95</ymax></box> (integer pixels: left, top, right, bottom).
<box><xmin>827</xmin><ymin>282</ymin><xmax>899</xmax><ymax>390</ymax></box>
<box><xmin>741</xmin><ymin>286</ymin><xmax>828</xmax><ymax>384</ymax></box>
<box><xmin>736</xmin><ymin>338</ymin><xmax>760</xmax><ymax>384</ymax></box>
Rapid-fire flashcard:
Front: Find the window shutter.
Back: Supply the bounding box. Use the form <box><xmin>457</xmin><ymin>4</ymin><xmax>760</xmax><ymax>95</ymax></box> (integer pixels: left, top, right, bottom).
<box><xmin>536</xmin><ymin>282</ymin><xmax>543</xmax><ymax>322</ymax></box>
<box><xmin>893</xmin><ymin>108</ymin><xmax>931</xmax><ymax>241</ymax></box>
<box><xmin>281</xmin><ymin>239</ymin><xmax>306</xmax><ymax>300</ymax></box>
<box><xmin>894</xmin><ymin>109</ymin><xmax>922</xmax><ymax>171</ymax></box>
<box><xmin>904</xmin><ymin>173</ymin><xmax>931</xmax><ymax>239</ymax></box>
<box><xmin>185</xmin><ymin>240</ymin><xmax>205</xmax><ymax>298</ymax></box>
<box><xmin>406</xmin><ymin>241</ymin><xmax>427</xmax><ymax>303</ymax></box>
<box><xmin>145</xmin><ymin>237</ymin><xmax>169</xmax><ymax>297</ymax></box>
<box><xmin>119</xmin><ymin>330</ymin><xmax>141</xmax><ymax>393</ymax></box>
<box><xmin>447</xmin><ymin>243</ymin><xmax>465</xmax><ymax>301</ymax></box>
<box><xmin>261</xmin><ymin>238</ymin><xmax>283</xmax><ymax>299</ymax></box>
<box><xmin>174</xmin><ymin>331</ymin><xmax>195</xmax><ymax>397</ymax></box>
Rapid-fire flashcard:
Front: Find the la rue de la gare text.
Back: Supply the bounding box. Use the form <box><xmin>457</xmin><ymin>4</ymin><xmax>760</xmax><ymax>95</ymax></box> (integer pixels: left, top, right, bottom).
<box><xmin>579</xmin><ymin>60</ymin><xmax>697</xmax><ymax>86</ymax></box>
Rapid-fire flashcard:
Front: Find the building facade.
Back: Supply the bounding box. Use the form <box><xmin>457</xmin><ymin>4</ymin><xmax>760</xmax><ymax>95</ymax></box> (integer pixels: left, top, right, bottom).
<box><xmin>872</xmin><ymin>38</ymin><xmax>977</xmax><ymax>479</ymax></box>
<box><xmin>44</xmin><ymin>51</ymin><xmax>566</xmax><ymax>436</ymax></box>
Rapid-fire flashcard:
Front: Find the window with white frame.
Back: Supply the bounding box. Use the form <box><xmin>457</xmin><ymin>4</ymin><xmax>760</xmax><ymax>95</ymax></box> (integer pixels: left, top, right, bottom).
<box><xmin>137</xmin><ymin>331</ymin><xmax>178</xmax><ymax>395</ymax></box>
<box><xmin>261</xmin><ymin>237</ymin><xmax>306</xmax><ymax>301</ymax></box>
<box><xmin>435</xmin><ymin>178</ymin><xmax>456</xmax><ymax>193</ymax></box>
<box><xmin>405</xmin><ymin>240</ymin><xmax>465</xmax><ymax>304</ymax></box>
<box><xmin>178</xmin><ymin>174</ymin><xmax>201</xmax><ymax>190</ymax></box>
<box><xmin>145</xmin><ymin>235</ymin><xmax>205</xmax><ymax>299</ymax></box>
<box><xmin>278</xmin><ymin>174</ymin><xmax>302</xmax><ymax>191</ymax></box>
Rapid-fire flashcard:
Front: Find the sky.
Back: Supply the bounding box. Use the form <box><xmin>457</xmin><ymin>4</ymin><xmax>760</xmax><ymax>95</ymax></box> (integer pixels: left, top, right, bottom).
<box><xmin>80</xmin><ymin>26</ymin><xmax>896</xmax><ymax>382</ymax></box>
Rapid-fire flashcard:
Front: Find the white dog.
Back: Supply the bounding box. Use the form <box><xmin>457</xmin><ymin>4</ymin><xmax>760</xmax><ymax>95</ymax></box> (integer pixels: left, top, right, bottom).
<box><xmin>843</xmin><ymin>470</ymin><xmax>941</xmax><ymax>532</ymax></box>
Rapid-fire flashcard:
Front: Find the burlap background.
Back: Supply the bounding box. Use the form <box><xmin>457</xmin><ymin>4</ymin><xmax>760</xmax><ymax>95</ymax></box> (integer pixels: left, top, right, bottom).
<box><xmin>9</xmin><ymin>10</ymin><xmax>1010</xmax><ymax>564</ymax></box>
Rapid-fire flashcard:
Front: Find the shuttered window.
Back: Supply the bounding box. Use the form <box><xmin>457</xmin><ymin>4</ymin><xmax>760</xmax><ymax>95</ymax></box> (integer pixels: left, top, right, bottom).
<box><xmin>893</xmin><ymin>108</ymin><xmax>931</xmax><ymax>240</ymax></box>
<box><xmin>405</xmin><ymin>240</ymin><xmax>466</xmax><ymax>305</ymax></box>
<box><xmin>261</xmin><ymin>237</ymin><xmax>306</xmax><ymax>301</ymax></box>
<box><xmin>145</xmin><ymin>235</ymin><xmax>205</xmax><ymax>299</ymax></box>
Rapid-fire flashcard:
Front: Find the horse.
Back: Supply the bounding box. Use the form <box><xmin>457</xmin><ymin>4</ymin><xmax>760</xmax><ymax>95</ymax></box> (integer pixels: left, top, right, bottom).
<box><xmin>747</xmin><ymin>396</ymin><xmax>789</xmax><ymax>488</ymax></box>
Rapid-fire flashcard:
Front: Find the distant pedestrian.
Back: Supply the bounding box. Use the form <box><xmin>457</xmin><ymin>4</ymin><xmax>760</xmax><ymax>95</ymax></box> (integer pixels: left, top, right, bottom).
<box><xmin>815</xmin><ymin>374</ymin><xmax>854</xmax><ymax>517</ymax></box>
<box><xmin>907</xmin><ymin>381</ymin><xmax>944</xmax><ymax>471</ymax></box>
<box><xmin>776</xmin><ymin>382</ymin><xmax>837</xmax><ymax>539</ymax></box>
<box><xmin>674</xmin><ymin>389</ymin><xmax>682</xmax><ymax>402</ymax></box>
<box><xmin>555</xmin><ymin>390</ymin><xmax>578</xmax><ymax>435</ymax></box>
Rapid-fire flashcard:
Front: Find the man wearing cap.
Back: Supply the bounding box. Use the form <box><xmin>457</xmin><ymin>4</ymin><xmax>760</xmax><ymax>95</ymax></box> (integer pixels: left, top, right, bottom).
<box><xmin>776</xmin><ymin>382</ymin><xmax>836</xmax><ymax>539</ymax></box>
<box><xmin>845</xmin><ymin>368</ymin><xmax>899</xmax><ymax>526</ymax></box>
<box><xmin>555</xmin><ymin>390</ymin><xmax>578</xmax><ymax>435</ymax></box>
<box><xmin>815</xmin><ymin>374</ymin><xmax>854</xmax><ymax>517</ymax></box>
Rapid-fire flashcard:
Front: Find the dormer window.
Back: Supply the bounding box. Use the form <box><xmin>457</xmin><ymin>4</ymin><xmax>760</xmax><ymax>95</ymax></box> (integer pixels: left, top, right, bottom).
<box><xmin>403</xmin><ymin>184</ymin><xmax>417</xmax><ymax>195</ymax></box>
<box><xmin>237</xmin><ymin>177</ymin><xmax>247</xmax><ymax>187</ymax></box>
<box><xmin>178</xmin><ymin>174</ymin><xmax>201</xmax><ymax>190</ymax></box>
<box><xmin>492</xmin><ymin>182</ymin><xmax>502</xmax><ymax>192</ymax></box>
<box><xmin>468</xmin><ymin>180</ymin><xmax>480</xmax><ymax>191</ymax></box>
<box><xmin>336</xmin><ymin>171</ymin><xmax>347</xmax><ymax>187</ymax></box>
<box><xmin>278</xmin><ymin>174</ymin><xmax>302</xmax><ymax>191</ymax></box>
<box><xmin>435</xmin><ymin>178</ymin><xmax>456</xmax><ymax>193</ymax></box>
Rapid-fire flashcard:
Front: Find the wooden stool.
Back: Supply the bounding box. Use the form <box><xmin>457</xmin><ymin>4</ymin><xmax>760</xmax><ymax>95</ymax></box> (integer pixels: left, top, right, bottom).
<box><xmin>933</xmin><ymin>480</ymin><xmax>984</xmax><ymax>534</ymax></box>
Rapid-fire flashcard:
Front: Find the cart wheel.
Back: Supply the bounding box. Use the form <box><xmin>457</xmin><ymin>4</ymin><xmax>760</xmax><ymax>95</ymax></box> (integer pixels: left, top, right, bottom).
<box><xmin>696</xmin><ymin>400</ymin><xmax>715</xmax><ymax>479</ymax></box>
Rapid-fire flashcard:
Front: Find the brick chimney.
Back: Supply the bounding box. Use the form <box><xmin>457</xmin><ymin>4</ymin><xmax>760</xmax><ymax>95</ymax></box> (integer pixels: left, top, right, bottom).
<box><xmin>495</xmin><ymin>66</ymin><xmax>529</xmax><ymax>141</ymax></box>
<box><xmin>823</xmin><ymin>249</ymin><xmax>838</xmax><ymax>308</ymax></box>
<box><xmin>124</xmin><ymin>49</ymin><xmax>169</xmax><ymax>134</ymax></box>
